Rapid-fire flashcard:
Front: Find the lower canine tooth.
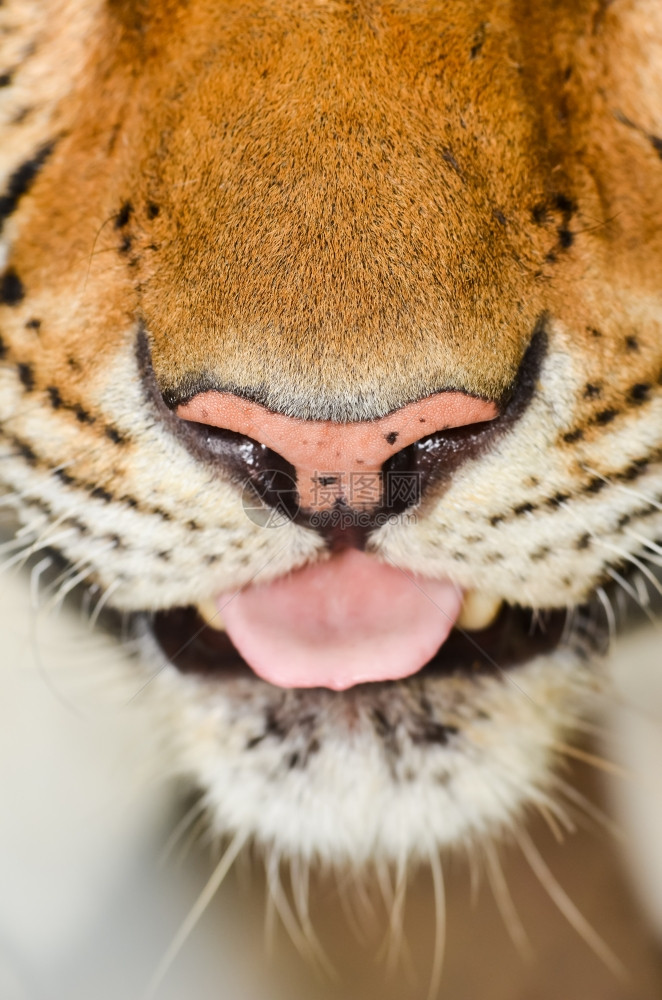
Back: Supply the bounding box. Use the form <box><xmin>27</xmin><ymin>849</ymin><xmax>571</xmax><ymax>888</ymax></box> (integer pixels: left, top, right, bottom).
<box><xmin>197</xmin><ymin>599</ymin><xmax>225</xmax><ymax>631</ymax></box>
<box><xmin>457</xmin><ymin>592</ymin><xmax>502</xmax><ymax>631</ymax></box>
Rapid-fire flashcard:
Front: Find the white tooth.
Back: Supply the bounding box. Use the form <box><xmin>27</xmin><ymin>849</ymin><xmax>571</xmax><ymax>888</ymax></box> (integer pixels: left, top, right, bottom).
<box><xmin>197</xmin><ymin>599</ymin><xmax>225</xmax><ymax>631</ymax></box>
<box><xmin>457</xmin><ymin>591</ymin><xmax>503</xmax><ymax>631</ymax></box>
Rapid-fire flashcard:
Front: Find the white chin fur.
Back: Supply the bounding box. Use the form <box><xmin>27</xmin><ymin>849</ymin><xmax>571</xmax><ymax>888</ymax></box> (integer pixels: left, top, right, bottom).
<box><xmin>136</xmin><ymin>619</ymin><xmax>595</xmax><ymax>865</ymax></box>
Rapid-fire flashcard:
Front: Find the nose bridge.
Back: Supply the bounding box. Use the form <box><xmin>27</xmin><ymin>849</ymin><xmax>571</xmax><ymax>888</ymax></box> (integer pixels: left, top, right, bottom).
<box><xmin>177</xmin><ymin>391</ymin><xmax>498</xmax><ymax>510</ymax></box>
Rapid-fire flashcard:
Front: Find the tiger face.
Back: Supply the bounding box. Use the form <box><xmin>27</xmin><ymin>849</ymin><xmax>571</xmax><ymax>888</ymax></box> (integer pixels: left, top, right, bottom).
<box><xmin>1</xmin><ymin>0</ymin><xmax>661</xmax><ymax>864</ymax></box>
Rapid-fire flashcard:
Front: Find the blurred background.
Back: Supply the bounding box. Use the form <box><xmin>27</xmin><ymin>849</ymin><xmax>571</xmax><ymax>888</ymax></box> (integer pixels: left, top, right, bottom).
<box><xmin>1</xmin><ymin>510</ymin><xmax>661</xmax><ymax>1000</ymax></box>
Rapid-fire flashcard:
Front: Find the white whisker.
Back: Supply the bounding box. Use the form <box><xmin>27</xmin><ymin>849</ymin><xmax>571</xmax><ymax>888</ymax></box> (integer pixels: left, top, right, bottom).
<box><xmin>582</xmin><ymin>465</ymin><xmax>662</xmax><ymax>512</ymax></box>
<box><xmin>0</xmin><ymin>527</ymin><xmax>77</xmax><ymax>574</ymax></box>
<box><xmin>29</xmin><ymin>555</ymin><xmax>53</xmax><ymax>610</ymax></box>
<box><xmin>606</xmin><ymin>568</ymin><xmax>659</xmax><ymax>629</ymax></box>
<box><xmin>483</xmin><ymin>837</ymin><xmax>531</xmax><ymax>959</ymax></box>
<box><xmin>290</xmin><ymin>855</ymin><xmax>336</xmax><ymax>978</ymax></box>
<box><xmin>550</xmin><ymin>775</ymin><xmax>623</xmax><ymax>842</ymax></box>
<box><xmin>265</xmin><ymin>851</ymin><xmax>313</xmax><ymax>962</ymax></box>
<box><xmin>142</xmin><ymin>829</ymin><xmax>247</xmax><ymax>1000</ymax></box>
<box><xmin>159</xmin><ymin>796</ymin><xmax>207</xmax><ymax>868</ymax></box>
<box><xmin>426</xmin><ymin>846</ymin><xmax>446</xmax><ymax>1000</ymax></box>
<box><xmin>596</xmin><ymin>586</ymin><xmax>616</xmax><ymax>641</ymax></box>
<box><xmin>514</xmin><ymin>825</ymin><xmax>626</xmax><ymax>980</ymax></box>
<box><xmin>88</xmin><ymin>578</ymin><xmax>123</xmax><ymax>628</ymax></box>
<box><xmin>384</xmin><ymin>852</ymin><xmax>408</xmax><ymax>976</ymax></box>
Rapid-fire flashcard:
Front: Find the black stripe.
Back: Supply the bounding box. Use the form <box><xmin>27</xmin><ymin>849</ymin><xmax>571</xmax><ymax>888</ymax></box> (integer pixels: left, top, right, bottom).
<box><xmin>0</xmin><ymin>268</ymin><xmax>24</xmax><ymax>305</ymax></box>
<box><xmin>0</xmin><ymin>141</ymin><xmax>56</xmax><ymax>233</ymax></box>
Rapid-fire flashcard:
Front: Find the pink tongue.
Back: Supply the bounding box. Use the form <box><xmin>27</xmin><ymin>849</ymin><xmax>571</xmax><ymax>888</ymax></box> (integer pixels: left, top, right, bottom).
<box><xmin>218</xmin><ymin>550</ymin><xmax>462</xmax><ymax>690</ymax></box>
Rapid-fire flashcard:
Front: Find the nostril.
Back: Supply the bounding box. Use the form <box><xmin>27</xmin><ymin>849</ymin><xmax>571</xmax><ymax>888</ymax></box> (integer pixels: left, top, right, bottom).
<box><xmin>381</xmin><ymin>442</ymin><xmax>421</xmax><ymax>515</ymax></box>
<box><xmin>180</xmin><ymin>421</ymin><xmax>299</xmax><ymax>519</ymax></box>
<box><xmin>381</xmin><ymin>417</ymin><xmax>500</xmax><ymax>514</ymax></box>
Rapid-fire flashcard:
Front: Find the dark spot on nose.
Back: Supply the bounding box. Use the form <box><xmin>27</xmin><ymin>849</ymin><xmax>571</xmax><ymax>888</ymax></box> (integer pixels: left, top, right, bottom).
<box><xmin>385</xmin><ymin>431</ymin><xmax>399</xmax><ymax>445</ymax></box>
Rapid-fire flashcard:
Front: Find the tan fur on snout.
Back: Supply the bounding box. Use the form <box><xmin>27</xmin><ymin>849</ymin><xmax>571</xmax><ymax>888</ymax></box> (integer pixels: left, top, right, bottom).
<box><xmin>6</xmin><ymin>0</ymin><xmax>662</xmax><ymax>421</ymax></box>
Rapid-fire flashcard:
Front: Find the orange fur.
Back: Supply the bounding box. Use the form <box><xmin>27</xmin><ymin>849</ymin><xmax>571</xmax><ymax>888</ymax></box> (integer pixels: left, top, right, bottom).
<box><xmin>6</xmin><ymin>0</ymin><xmax>662</xmax><ymax>422</ymax></box>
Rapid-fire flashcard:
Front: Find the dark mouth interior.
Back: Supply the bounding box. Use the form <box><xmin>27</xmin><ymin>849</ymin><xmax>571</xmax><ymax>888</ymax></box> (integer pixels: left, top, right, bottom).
<box><xmin>151</xmin><ymin>603</ymin><xmax>572</xmax><ymax>686</ymax></box>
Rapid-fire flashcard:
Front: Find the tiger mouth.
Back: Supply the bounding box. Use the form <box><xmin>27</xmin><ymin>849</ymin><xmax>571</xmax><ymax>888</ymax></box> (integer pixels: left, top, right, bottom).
<box><xmin>150</xmin><ymin>601</ymin><xmax>587</xmax><ymax>686</ymax></box>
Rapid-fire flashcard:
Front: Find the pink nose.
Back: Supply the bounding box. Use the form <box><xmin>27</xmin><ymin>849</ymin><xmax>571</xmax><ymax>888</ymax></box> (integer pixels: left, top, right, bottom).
<box><xmin>177</xmin><ymin>391</ymin><xmax>498</xmax><ymax>510</ymax></box>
